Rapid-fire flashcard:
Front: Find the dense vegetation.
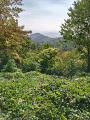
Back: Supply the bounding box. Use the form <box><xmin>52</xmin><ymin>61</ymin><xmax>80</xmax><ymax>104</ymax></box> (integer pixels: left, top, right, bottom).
<box><xmin>0</xmin><ymin>71</ymin><xmax>90</xmax><ymax>119</ymax></box>
<box><xmin>0</xmin><ymin>0</ymin><xmax>90</xmax><ymax>119</ymax></box>
<box><xmin>61</xmin><ymin>0</ymin><xmax>90</xmax><ymax>72</ymax></box>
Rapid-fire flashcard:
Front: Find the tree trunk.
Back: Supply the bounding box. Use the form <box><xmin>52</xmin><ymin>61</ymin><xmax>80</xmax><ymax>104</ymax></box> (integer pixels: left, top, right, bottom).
<box><xmin>87</xmin><ymin>49</ymin><xmax>90</xmax><ymax>73</ymax></box>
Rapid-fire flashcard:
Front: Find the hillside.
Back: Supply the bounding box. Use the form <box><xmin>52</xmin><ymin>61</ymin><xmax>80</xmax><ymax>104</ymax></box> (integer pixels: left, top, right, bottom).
<box><xmin>30</xmin><ymin>33</ymin><xmax>73</xmax><ymax>49</ymax></box>
<box><xmin>30</xmin><ymin>33</ymin><xmax>54</xmax><ymax>44</ymax></box>
<box><xmin>30</xmin><ymin>33</ymin><xmax>63</xmax><ymax>47</ymax></box>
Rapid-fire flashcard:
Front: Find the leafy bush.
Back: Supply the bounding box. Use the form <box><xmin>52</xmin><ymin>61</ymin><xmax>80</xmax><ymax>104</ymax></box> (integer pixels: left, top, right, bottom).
<box><xmin>38</xmin><ymin>48</ymin><xmax>58</xmax><ymax>73</ymax></box>
<box><xmin>43</xmin><ymin>43</ymin><xmax>52</xmax><ymax>49</ymax></box>
<box><xmin>0</xmin><ymin>51</ymin><xmax>9</xmax><ymax>72</ymax></box>
<box><xmin>22</xmin><ymin>59</ymin><xmax>39</xmax><ymax>72</ymax></box>
<box><xmin>0</xmin><ymin>71</ymin><xmax>90</xmax><ymax>119</ymax></box>
<box><xmin>1</xmin><ymin>59</ymin><xmax>18</xmax><ymax>72</ymax></box>
<box><xmin>52</xmin><ymin>49</ymin><xmax>87</xmax><ymax>77</ymax></box>
<box><xmin>1</xmin><ymin>72</ymin><xmax>24</xmax><ymax>79</ymax></box>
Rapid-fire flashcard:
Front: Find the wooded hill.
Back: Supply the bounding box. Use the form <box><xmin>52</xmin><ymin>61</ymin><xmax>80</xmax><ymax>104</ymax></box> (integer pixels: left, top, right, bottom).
<box><xmin>30</xmin><ymin>33</ymin><xmax>73</xmax><ymax>50</ymax></box>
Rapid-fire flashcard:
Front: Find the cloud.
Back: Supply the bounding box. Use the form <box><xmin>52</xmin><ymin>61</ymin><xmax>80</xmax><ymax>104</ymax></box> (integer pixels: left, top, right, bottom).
<box><xmin>22</xmin><ymin>0</ymin><xmax>74</xmax><ymax>9</ymax></box>
<box><xmin>18</xmin><ymin>0</ymin><xmax>76</xmax><ymax>33</ymax></box>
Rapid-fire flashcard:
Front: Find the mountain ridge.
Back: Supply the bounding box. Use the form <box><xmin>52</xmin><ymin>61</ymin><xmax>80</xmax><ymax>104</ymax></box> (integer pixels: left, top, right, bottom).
<box><xmin>29</xmin><ymin>33</ymin><xmax>62</xmax><ymax>47</ymax></box>
<box><xmin>29</xmin><ymin>33</ymin><xmax>73</xmax><ymax>50</ymax></box>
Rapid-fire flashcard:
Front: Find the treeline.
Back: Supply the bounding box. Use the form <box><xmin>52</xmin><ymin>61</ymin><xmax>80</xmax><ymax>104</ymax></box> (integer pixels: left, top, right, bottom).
<box><xmin>0</xmin><ymin>37</ymin><xmax>88</xmax><ymax>78</ymax></box>
<box><xmin>0</xmin><ymin>0</ymin><xmax>90</xmax><ymax>77</ymax></box>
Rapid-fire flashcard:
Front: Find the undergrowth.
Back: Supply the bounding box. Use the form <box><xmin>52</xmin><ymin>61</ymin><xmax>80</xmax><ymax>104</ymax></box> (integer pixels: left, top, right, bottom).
<box><xmin>0</xmin><ymin>71</ymin><xmax>90</xmax><ymax>119</ymax></box>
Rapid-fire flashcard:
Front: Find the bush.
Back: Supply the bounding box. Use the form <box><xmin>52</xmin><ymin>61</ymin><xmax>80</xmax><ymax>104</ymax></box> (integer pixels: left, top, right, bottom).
<box><xmin>53</xmin><ymin>62</ymin><xmax>63</xmax><ymax>76</ymax></box>
<box><xmin>22</xmin><ymin>59</ymin><xmax>39</xmax><ymax>72</ymax></box>
<box><xmin>1</xmin><ymin>59</ymin><xmax>17</xmax><ymax>72</ymax></box>
<box><xmin>38</xmin><ymin>48</ymin><xmax>58</xmax><ymax>73</ymax></box>
<box><xmin>53</xmin><ymin>49</ymin><xmax>87</xmax><ymax>78</ymax></box>
<box><xmin>0</xmin><ymin>51</ymin><xmax>9</xmax><ymax>72</ymax></box>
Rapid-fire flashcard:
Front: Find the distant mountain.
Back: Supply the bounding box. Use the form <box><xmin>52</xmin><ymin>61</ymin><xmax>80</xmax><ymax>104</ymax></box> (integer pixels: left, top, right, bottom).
<box><xmin>30</xmin><ymin>33</ymin><xmax>53</xmax><ymax>44</ymax></box>
<box><xmin>29</xmin><ymin>33</ymin><xmax>73</xmax><ymax>50</ymax></box>
<box><xmin>30</xmin><ymin>33</ymin><xmax>63</xmax><ymax>47</ymax></box>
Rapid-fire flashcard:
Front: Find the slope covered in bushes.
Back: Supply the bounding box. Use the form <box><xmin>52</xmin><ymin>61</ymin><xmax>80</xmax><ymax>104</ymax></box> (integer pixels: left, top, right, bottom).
<box><xmin>0</xmin><ymin>71</ymin><xmax>90</xmax><ymax>119</ymax></box>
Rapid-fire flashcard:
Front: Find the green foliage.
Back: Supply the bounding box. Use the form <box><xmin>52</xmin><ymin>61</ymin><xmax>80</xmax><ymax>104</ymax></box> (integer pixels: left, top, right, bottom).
<box><xmin>52</xmin><ymin>49</ymin><xmax>87</xmax><ymax>77</ymax></box>
<box><xmin>43</xmin><ymin>43</ymin><xmax>52</xmax><ymax>49</ymax></box>
<box><xmin>61</xmin><ymin>0</ymin><xmax>90</xmax><ymax>49</ymax></box>
<box><xmin>22</xmin><ymin>36</ymin><xmax>37</xmax><ymax>57</ymax></box>
<box><xmin>0</xmin><ymin>71</ymin><xmax>90</xmax><ymax>119</ymax></box>
<box><xmin>22</xmin><ymin>59</ymin><xmax>39</xmax><ymax>72</ymax></box>
<box><xmin>60</xmin><ymin>0</ymin><xmax>90</xmax><ymax>72</ymax></box>
<box><xmin>0</xmin><ymin>0</ymin><xmax>31</xmax><ymax>62</ymax></box>
<box><xmin>38</xmin><ymin>48</ymin><xmax>58</xmax><ymax>73</ymax></box>
<box><xmin>1</xmin><ymin>59</ymin><xmax>18</xmax><ymax>72</ymax></box>
<box><xmin>0</xmin><ymin>51</ymin><xmax>9</xmax><ymax>72</ymax></box>
<box><xmin>21</xmin><ymin>48</ymin><xmax>87</xmax><ymax>77</ymax></box>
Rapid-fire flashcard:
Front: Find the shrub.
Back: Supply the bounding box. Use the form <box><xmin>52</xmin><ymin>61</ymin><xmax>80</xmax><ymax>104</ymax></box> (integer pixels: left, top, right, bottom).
<box><xmin>38</xmin><ymin>48</ymin><xmax>58</xmax><ymax>73</ymax></box>
<box><xmin>53</xmin><ymin>49</ymin><xmax>87</xmax><ymax>77</ymax></box>
<box><xmin>22</xmin><ymin>59</ymin><xmax>39</xmax><ymax>72</ymax></box>
<box><xmin>0</xmin><ymin>51</ymin><xmax>9</xmax><ymax>72</ymax></box>
<box><xmin>1</xmin><ymin>59</ymin><xmax>17</xmax><ymax>72</ymax></box>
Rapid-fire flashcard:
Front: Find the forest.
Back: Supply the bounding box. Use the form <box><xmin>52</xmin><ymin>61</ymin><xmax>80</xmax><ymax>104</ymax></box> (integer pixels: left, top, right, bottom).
<box><xmin>0</xmin><ymin>0</ymin><xmax>90</xmax><ymax>119</ymax></box>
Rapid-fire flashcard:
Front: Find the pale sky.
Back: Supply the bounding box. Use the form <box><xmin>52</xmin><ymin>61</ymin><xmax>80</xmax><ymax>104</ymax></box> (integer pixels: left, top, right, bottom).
<box><xmin>18</xmin><ymin>0</ymin><xmax>76</xmax><ymax>36</ymax></box>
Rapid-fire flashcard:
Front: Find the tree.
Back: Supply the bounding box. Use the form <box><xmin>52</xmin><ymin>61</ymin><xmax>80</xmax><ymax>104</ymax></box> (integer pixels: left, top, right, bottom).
<box><xmin>43</xmin><ymin>43</ymin><xmax>52</xmax><ymax>49</ymax></box>
<box><xmin>60</xmin><ymin>0</ymin><xmax>90</xmax><ymax>72</ymax></box>
<box><xmin>0</xmin><ymin>0</ymin><xmax>32</xmax><ymax>70</ymax></box>
<box><xmin>38</xmin><ymin>48</ymin><xmax>58</xmax><ymax>73</ymax></box>
<box><xmin>0</xmin><ymin>0</ymin><xmax>31</xmax><ymax>54</ymax></box>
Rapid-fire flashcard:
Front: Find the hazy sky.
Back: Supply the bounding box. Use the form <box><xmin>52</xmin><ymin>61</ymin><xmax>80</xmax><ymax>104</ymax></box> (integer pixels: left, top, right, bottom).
<box><xmin>18</xmin><ymin>0</ymin><xmax>76</xmax><ymax>35</ymax></box>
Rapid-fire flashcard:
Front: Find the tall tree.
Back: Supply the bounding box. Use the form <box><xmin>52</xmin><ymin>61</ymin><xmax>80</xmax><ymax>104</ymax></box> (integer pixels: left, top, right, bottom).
<box><xmin>0</xmin><ymin>0</ymin><xmax>31</xmax><ymax>54</ymax></box>
<box><xmin>60</xmin><ymin>0</ymin><xmax>90</xmax><ymax>72</ymax></box>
